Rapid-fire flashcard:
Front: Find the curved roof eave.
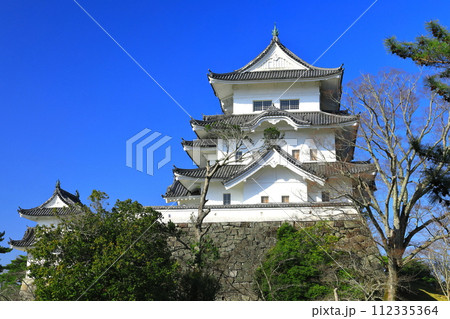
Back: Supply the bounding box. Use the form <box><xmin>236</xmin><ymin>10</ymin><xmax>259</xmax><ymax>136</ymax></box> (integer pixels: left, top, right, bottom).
<box><xmin>207</xmin><ymin>36</ymin><xmax>342</xmax><ymax>81</ymax></box>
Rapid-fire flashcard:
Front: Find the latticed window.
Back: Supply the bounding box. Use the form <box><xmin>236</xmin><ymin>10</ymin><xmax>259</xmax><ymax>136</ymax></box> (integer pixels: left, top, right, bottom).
<box><xmin>280</xmin><ymin>99</ymin><xmax>299</xmax><ymax>110</ymax></box>
<box><xmin>261</xmin><ymin>196</ymin><xmax>269</xmax><ymax>203</ymax></box>
<box><xmin>282</xmin><ymin>196</ymin><xmax>289</xmax><ymax>203</ymax></box>
<box><xmin>223</xmin><ymin>193</ymin><xmax>231</xmax><ymax>205</ymax></box>
<box><xmin>253</xmin><ymin>100</ymin><xmax>272</xmax><ymax>111</ymax></box>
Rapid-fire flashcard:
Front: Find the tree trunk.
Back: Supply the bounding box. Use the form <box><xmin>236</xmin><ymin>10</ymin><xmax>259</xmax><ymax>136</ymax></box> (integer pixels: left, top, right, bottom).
<box><xmin>385</xmin><ymin>258</ymin><xmax>399</xmax><ymax>301</ymax></box>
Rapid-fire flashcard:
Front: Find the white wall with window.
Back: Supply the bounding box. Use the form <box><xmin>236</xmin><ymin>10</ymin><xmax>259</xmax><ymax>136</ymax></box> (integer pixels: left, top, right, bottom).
<box><xmin>283</xmin><ymin>129</ymin><xmax>336</xmax><ymax>162</ymax></box>
<box><xmin>242</xmin><ymin>166</ymin><xmax>307</xmax><ymax>204</ymax></box>
<box><xmin>232</xmin><ymin>82</ymin><xmax>320</xmax><ymax>114</ymax></box>
<box><xmin>213</xmin><ymin>129</ymin><xmax>336</xmax><ymax>165</ymax></box>
<box><xmin>206</xmin><ymin>182</ymin><xmax>244</xmax><ymax>205</ymax></box>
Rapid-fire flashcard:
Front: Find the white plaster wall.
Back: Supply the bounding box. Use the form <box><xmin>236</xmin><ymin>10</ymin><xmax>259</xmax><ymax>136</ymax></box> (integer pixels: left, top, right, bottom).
<box><xmin>207</xmin><ymin>182</ymin><xmax>244</xmax><ymax>205</ymax></box>
<box><xmin>243</xmin><ymin>166</ymin><xmax>307</xmax><ymax>203</ymax></box>
<box><xmin>232</xmin><ymin>82</ymin><xmax>320</xmax><ymax>114</ymax></box>
<box><xmin>39</xmin><ymin>218</ymin><xmax>61</xmax><ymax>227</ymax></box>
<box><xmin>214</xmin><ymin>129</ymin><xmax>336</xmax><ymax>164</ymax></box>
<box><xmin>43</xmin><ymin>196</ymin><xmax>68</xmax><ymax>208</ymax></box>
<box><xmin>159</xmin><ymin>206</ymin><xmax>359</xmax><ymax>224</ymax></box>
<box><xmin>284</xmin><ymin>129</ymin><xmax>336</xmax><ymax>162</ymax></box>
<box><xmin>247</xmin><ymin>45</ymin><xmax>308</xmax><ymax>72</ymax></box>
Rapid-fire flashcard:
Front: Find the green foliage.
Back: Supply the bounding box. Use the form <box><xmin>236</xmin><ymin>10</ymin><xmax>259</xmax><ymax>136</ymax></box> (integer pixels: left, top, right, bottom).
<box><xmin>411</xmin><ymin>139</ymin><xmax>450</xmax><ymax>206</ymax></box>
<box><xmin>0</xmin><ymin>255</ymin><xmax>27</xmax><ymax>301</ymax></box>
<box><xmin>29</xmin><ymin>191</ymin><xmax>180</xmax><ymax>301</ymax></box>
<box><xmin>0</xmin><ymin>231</ymin><xmax>13</xmax><ymax>273</ymax></box>
<box><xmin>255</xmin><ymin>223</ymin><xmax>380</xmax><ymax>301</ymax></box>
<box><xmin>263</xmin><ymin>126</ymin><xmax>284</xmax><ymax>146</ymax></box>
<box><xmin>190</xmin><ymin>236</ymin><xmax>219</xmax><ymax>269</ymax></box>
<box><xmin>177</xmin><ymin>270</ymin><xmax>221</xmax><ymax>301</ymax></box>
<box><xmin>385</xmin><ymin>21</ymin><xmax>450</xmax><ymax>207</ymax></box>
<box><xmin>254</xmin><ymin>223</ymin><xmax>338</xmax><ymax>300</ymax></box>
<box><xmin>385</xmin><ymin>20</ymin><xmax>450</xmax><ymax>102</ymax></box>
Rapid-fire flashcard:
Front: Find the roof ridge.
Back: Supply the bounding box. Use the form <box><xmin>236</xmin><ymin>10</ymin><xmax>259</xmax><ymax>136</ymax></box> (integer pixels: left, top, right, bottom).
<box><xmin>35</xmin><ymin>182</ymin><xmax>81</xmax><ymax>209</ymax></box>
<box><xmin>209</xmin><ymin>37</ymin><xmax>342</xmax><ymax>77</ymax></box>
<box><xmin>192</xmin><ymin>110</ymin><xmax>358</xmax><ymax>129</ymax></box>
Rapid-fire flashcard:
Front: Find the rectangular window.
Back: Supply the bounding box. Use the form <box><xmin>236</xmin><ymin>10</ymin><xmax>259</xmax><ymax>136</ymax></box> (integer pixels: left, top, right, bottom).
<box><xmin>292</xmin><ymin>150</ymin><xmax>300</xmax><ymax>160</ymax></box>
<box><xmin>322</xmin><ymin>191</ymin><xmax>330</xmax><ymax>202</ymax></box>
<box><xmin>223</xmin><ymin>193</ymin><xmax>231</xmax><ymax>205</ymax></box>
<box><xmin>235</xmin><ymin>150</ymin><xmax>243</xmax><ymax>161</ymax></box>
<box><xmin>280</xmin><ymin>99</ymin><xmax>300</xmax><ymax>110</ymax></box>
<box><xmin>253</xmin><ymin>100</ymin><xmax>272</xmax><ymax>112</ymax></box>
<box><xmin>310</xmin><ymin>149</ymin><xmax>318</xmax><ymax>161</ymax></box>
<box><xmin>261</xmin><ymin>196</ymin><xmax>269</xmax><ymax>203</ymax></box>
<box><xmin>282</xmin><ymin>196</ymin><xmax>289</xmax><ymax>203</ymax></box>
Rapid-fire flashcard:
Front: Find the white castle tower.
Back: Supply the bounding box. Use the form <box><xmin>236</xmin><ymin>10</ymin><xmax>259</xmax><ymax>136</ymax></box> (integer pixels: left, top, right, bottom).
<box><xmin>155</xmin><ymin>28</ymin><xmax>375</xmax><ymax>223</ymax></box>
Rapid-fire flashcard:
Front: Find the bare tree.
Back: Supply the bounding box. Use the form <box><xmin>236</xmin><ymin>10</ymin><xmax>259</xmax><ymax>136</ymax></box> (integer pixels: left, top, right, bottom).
<box><xmin>343</xmin><ymin>68</ymin><xmax>450</xmax><ymax>300</ymax></box>
<box><xmin>421</xmin><ymin>214</ymin><xmax>450</xmax><ymax>300</ymax></box>
<box><xmin>192</xmin><ymin>123</ymin><xmax>253</xmax><ymax>267</ymax></box>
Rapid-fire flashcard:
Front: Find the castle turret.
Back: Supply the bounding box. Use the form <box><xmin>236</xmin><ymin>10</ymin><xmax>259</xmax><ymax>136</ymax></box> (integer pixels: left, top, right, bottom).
<box><xmin>156</xmin><ymin>30</ymin><xmax>375</xmax><ymax>219</ymax></box>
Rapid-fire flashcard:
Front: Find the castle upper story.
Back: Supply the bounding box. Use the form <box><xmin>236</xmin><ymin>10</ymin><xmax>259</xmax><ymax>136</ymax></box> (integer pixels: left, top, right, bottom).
<box><xmin>207</xmin><ymin>27</ymin><xmax>344</xmax><ymax>115</ymax></box>
<box><xmin>161</xmin><ymin>28</ymin><xmax>376</xmax><ymax>209</ymax></box>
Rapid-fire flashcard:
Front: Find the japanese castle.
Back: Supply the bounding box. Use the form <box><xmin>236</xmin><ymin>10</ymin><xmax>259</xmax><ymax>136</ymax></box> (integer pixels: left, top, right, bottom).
<box><xmin>9</xmin><ymin>28</ymin><xmax>376</xmax><ymax>249</ymax></box>
<box><xmin>9</xmin><ymin>181</ymin><xmax>83</xmax><ymax>251</ymax></box>
<box><xmin>155</xmin><ymin>27</ymin><xmax>376</xmax><ymax>223</ymax></box>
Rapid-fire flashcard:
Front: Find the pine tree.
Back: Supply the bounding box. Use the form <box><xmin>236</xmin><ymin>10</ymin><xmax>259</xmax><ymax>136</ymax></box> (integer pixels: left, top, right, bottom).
<box><xmin>0</xmin><ymin>231</ymin><xmax>13</xmax><ymax>273</ymax></box>
<box><xmin>411</xmin><ymin>140</ymin><xmax>450</xmax><ymax>206</ymax></box>
<box><xmin>385</xmin><ymin>21</ymin><xmax>450</xmax><ymax>207</ymax></box>
<box><xmin>385</xmin><ymin>20</ymin><xmax>450</xmax><ymax>102</ymax></box>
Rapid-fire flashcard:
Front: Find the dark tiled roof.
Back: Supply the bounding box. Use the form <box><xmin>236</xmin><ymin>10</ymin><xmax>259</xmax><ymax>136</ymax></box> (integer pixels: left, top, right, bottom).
<box><xmin>174</xmin><ymin>146</ymin><xmax>376</xmax><ymax>182</ymax></box>
<box><xmin>191</xmin><ymin>110</ymin><xmax>358</xmax><ymax>128</ymax></box>
<box><xmin>9</xmin><ymin>227</ymin><xmax>35</xmax><ymax>248</ymax></box>
<box><xmin>209</xmin><ymin>68</ymin><xmax>342</xmax><ymax>81</ymax></box>
<box><xmin>163</xmin><ymin>180</ymin><xmax>192</xmax><ymax>198</ymax></box>
<box><xmin>182</xmin><ymin>139</ymin><xmax>218</xmax><ymax>148</ymax></box>
<box><xmin>152</xmin><ymin>202</ymin><xmax>354</xmax><ymax>210</ymax></box>
<box><xmin>224</xmin><ymin>148</ymin><xmax>275</xmax><ymax>183</ymax></box>
<box><xmin>58</xmin><ymin>188</ymin><xmax>81</xmax><ymax>205</ymax></box>
<box><xmin>40</xmin><ymin>182</ymin><xmax>82</xmax><ymax>207</ymax></box>
<box><xmin>274</xmin><ymin>147</ymin><xmax>376</xmax><ymax>178</ymax></box>
<box><xmin>18</xmin><ymin>182</ymin><xmax>84</xmax><ymax>217</ymax></box>
<box><xmin>208</xmin><ymin>36</ymin><xmax>342</xmax><ymax>81</ymax></box>
<box><xmin>19</xmin><ymin>206</ymin><xmax>83</xmax><ymax>217</ymax></box>
<box><xmin>223</xmin><ymin>146</ymin><xmax>324</xmax><ymax>184</ymax></box>
<box><xmin>174</xmin><ymin>165</ymin><xmax>245</xmax><ymax>179</ymax></box>
<box><xmin>301</xmin><ymin>162</ymin><xmax>377</xmax><ymax>179</ymax></box>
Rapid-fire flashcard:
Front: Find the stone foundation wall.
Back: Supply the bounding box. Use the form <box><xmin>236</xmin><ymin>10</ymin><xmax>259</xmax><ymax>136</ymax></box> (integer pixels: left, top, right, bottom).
<box><xmin>169</xmin><ymin>219</ymin><xmax>376</xmax><ymax>300</ymax></box>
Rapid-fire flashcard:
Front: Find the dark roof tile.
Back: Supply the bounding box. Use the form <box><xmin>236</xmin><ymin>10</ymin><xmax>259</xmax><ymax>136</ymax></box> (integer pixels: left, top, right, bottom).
<box><xmin>9</xmin><ymin>227</ymin><xmax>35</xmax><ymax>248</ymax></box>
<box><xmin>19</xmin><ymin>206</ymin><xmax>83</xmax><ymax>217</ymax></box>
<box><xmin>18</xmin><ymin>182</ymin><xmax>84</xmax><ymax>217</ymax></box>
<box><xmin>174</xmin><ymin>165</ymin><xmax>245</xmax><ymax>179</ymax></box>
<box><xmin>163</xmin><ymin>180</ymin><xmax>192</xmax><ymax>198</ymax></box>
<box><xmin>208</xmin><ymin>37</ymin><xmax>342</xmax><ymax>81</ymax></box>
<box><xmin>174</xmin><ymin>146</ymin><xmax>376</xmax><ymax>182</ymax></box>
<box><xmin>209</xmin><ymin>68</ymin><xmax>342</xmax><ymax>81</ymax></box>
<box><xmin>191</xmin><ymin>110</ymin><xmax>358</xmax><ymax>128</ymax></box>
<box><xmin>182</xmin><ymin>139</ymin><xmax>218</xmax><ymax>148</ymax></box>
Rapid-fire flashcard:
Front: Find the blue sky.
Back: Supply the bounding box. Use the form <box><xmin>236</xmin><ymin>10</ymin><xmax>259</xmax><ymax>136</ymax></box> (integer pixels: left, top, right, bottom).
<box><xmin>0</xmin><ymin>0</ymin><xmax>449</xmax><ymax>265</ymax></box>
